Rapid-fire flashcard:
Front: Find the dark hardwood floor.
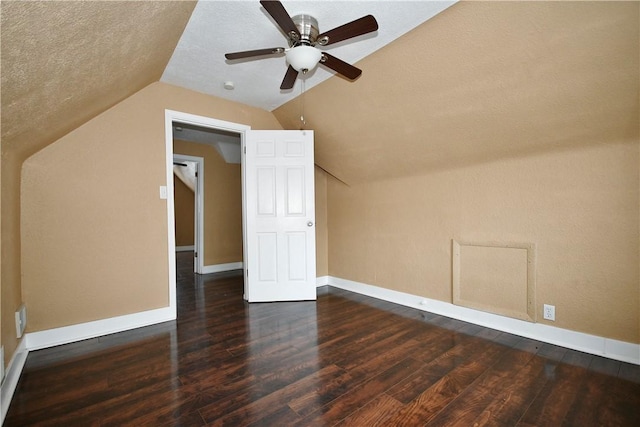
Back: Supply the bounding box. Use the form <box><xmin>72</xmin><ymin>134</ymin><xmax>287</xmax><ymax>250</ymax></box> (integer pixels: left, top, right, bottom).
<box><xmin>5</xmin><ymin>252</ymin><xmax>640</xmax><ymax>426</ymax></box>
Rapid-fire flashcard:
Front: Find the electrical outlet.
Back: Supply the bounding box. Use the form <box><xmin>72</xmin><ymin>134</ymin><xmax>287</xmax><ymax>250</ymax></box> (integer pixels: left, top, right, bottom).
<box><xmin>543</xmin><ymin>304</ymin><xmax>556</xmax><ymax>321</ymax></box>
<box><xmin>15</xmin><ymin>304</ymin><xmax>27</xmax><ymax>338</ymax></box>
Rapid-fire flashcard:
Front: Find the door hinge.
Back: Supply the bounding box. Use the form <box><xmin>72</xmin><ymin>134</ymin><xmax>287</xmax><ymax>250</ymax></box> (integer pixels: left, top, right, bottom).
<box><xmin>194</xmin><ymin>252</ymin><xmax>198</xmax><ymax>258</ymax></box>
<box><xmin>195</xmin><ymin>171</ymin><xmax>198</xmax><ymax>177</ymax></box>
<box><xmin>244</xmin><ymin>146</ymin><xmax>246</xmax><ymax>154</ymax></box>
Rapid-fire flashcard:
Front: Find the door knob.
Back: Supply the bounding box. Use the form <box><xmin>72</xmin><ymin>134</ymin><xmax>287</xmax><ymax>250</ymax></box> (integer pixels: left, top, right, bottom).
<box><xmin>307</xmin><ymin>221</ymin><xmax>314</xmax><ymax>227</ymax></box>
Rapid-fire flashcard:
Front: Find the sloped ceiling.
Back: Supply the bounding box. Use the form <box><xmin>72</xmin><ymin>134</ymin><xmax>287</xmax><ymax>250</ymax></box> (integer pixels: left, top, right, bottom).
<box><xmin>273</xmin><ymin>1</ymin><xmax>640</xmax><ymax>185</ymax></box>
<box><xmin>1</xmin><ymin>0</ymin><xmax>196</xmax><ymax>160</ymax></box>
<box><xmin>1</xmin><ymin>1</ymin><xmax>638</xmax><ymax>187</ymax></box>
<box><xmin>1</xmin><ymin>0</ymin><xmax>453</xmax><ymax>163</ymax></box>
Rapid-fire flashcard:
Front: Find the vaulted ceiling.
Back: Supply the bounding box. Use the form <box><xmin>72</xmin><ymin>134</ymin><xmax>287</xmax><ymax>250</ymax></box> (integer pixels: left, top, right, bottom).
<box><xmin>273</xmin><ymin>1</ymin><xmax>640</xmax><ymax>184</ymax></box>
<box><xmin>1</xmin><ymin>0</ymin><xmax>196</xmax><ymax>160</ymax></box>
<box><xmin>2</xmin><ymin>1</ymin><xmax>638</xmax><ymax>186</ymax></box>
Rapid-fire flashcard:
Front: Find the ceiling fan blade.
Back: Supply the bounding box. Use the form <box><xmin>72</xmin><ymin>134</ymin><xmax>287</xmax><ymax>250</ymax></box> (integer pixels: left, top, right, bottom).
<box><xmin>280</xmin><ymin>65</ymin><xmax>299</xmax><ymax>90</ymax></box>
<box><xmin>316</xmin><ymin>15</ymin><xmax>378</xmax><ymax>46</ymax></box>
<box><xmin>225</xmin><ymin>47</ymin><xmax>285</xmax><ymax>60</ymax></box>
<box><xmin>320</xmin><ymin>53</ymin><xmax>362</xmax><ymax>80</ymax></box>
<box><xmin>260</xmin><ymin>1</ymin><xmax>300</xmax><ymax>40</ymax></box>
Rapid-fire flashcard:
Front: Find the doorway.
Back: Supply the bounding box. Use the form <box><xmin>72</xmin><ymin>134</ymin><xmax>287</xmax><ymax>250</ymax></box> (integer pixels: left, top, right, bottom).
<box><xmin>173</xmin><ymin>155</ymin><xmax>203</xmax><ymax>273</ymax></box>
<box><xmin>164</xmin><ymin>111</ymin><xmax>317</xmax><ymax>311</ymax></box>
<box><xmin>164</xmin><ymin>110</ymin><xmax>250</xmax><ymax>316</ymax></box>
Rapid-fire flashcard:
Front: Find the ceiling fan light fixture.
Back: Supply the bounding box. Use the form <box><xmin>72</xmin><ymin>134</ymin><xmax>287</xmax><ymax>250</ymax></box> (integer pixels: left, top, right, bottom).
<box><xmin>225</xmin><ymin>1</ymin><xmax>378</xmax><ymax>89</ymax></box>
<box><xmin>286</xmin><ymin>46</ymin><xmax>322</xmax><ymax>72</ymax></box>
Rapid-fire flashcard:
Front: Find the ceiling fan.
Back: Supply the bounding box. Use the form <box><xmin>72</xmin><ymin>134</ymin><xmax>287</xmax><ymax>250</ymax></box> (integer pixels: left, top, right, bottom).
<box><xmin>225</xmin><ymin>0</ymin><xmax>379</xmax><ymax>90</ymax></box>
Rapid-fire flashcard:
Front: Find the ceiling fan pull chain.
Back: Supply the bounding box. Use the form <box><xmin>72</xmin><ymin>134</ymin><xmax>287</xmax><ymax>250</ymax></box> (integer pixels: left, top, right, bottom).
<box><xmin>300</xmin><ymin>72</ymin><xmax>306</xmax><ymax>129</ymax></box>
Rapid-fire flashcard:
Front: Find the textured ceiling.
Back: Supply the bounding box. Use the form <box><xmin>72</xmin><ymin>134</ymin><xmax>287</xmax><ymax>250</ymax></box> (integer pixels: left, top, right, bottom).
<box><xmin>1</xmin><ymin>0</ymin><xmax>454</xmax><ymax>161</ymax></box>
<box><xmin>162</xmin><ymin>1</ymin><xmax>455</xmax><ymax>111</ymax></box>
<box><xmin>273</xmin><ymin>1</ymin><xmax>640</xmax><ymax>184</ymax></box>
<box><xmin>1</xmin><ymin>1</ymin><xmax>638</xmax><ymax>188</ymax></box>
<box><xmin>1</xmin><ymin>0</ymin><xmax>196</xmax><ymax>160</ymax></box>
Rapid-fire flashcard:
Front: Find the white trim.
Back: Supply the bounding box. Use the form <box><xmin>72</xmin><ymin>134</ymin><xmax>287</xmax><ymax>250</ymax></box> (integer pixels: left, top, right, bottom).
<box><xmin>164</xmin><ymin>111</ymin><xmax>178</xmax><ymax>320</ymax></box>
<box><xmin>201</xmin><ymin>262</ymin><xmax>244</xmax><ymax>274</ymax></box>
<box><xmin>173</xmin><ymin>153</ymin><xmax>204</xmax><ymax>273</ymax></box>
<box><xmin>1</xmin><ymin>338</ymin><xmax>28</xmax><ymax>425</ymax></box>
<box><xmin>24</xmin><ymin>307</ymin><xmax>174</xmax><ymax>351</ymax></box>
<box><xmin>327</xmin><ymin>276</ymin><xmax>640</xmax><ymax>365</ymax></box>
<box><xmin>176</xmin><ymin>245</ymin><xmax>195</xmax><ymax>252</ymax></box>
<box><xmin>165</xmin><ymin>110</ymin><xmax>250</xmax><ymax>305</ymax></box>
<box><xmin>241</xmin><ymin>134</ymin><xmax>248</xmax><ymax>300</ymax></box>
<box><xmin>316</xmin><ymin>276</ymin><xmax>329</xmax><ymax>287</ymax></box>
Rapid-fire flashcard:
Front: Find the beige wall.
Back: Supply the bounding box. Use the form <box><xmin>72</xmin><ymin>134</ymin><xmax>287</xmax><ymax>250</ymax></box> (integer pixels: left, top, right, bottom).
<box><xmin>328</xmin><ymin>141</ymin><xmax>639</xmax><ymax>344</ymax></box>
<box><xmin>269</xmin><ymin>1</ymin><xmax>639</xmax><ymax>346</ymax></box>
<box><xmin>1</xmin><ymin>151</ymin><xmax>24</xmax><ymax>364</ymax></box>
<box><xmin>20</xmin><ymin>82</ymin><xmax>283</xmax><ymax>333</ymax></box>
<box><xmin>173</xmin><ymin>140</ymin><xmax>243</xmax><ymax>266</ymax></box>
<box><xmin>174</xmin><ymin>175</ymin><xmax>195</xmax><ymax>247</ymax></box>
<box><xmin>1</xmin><ymin>0</ymin><xmax>196</xmax><ymax>370</ymax></box>
<box><xmin>315</xmin><ymin>167</ymin><xmax>328</xmax><ymax>277</ymax></box>
<box><xmin>274</xmin><ymin>2</ymin><xmax>638</xmax><ymax>187</ymax></box>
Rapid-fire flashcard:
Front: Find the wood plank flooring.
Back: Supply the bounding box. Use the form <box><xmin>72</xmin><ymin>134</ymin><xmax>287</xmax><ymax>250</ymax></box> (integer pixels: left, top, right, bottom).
<box><xmin>5</xmin><ymin>252</ymin><xmax>640</xmax><ymax>426</ymax></box>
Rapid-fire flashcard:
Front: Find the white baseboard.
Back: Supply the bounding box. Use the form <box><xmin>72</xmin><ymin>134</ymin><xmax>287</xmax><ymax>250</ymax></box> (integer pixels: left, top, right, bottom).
<box><xmin>176</xmin><ymin>245</ymin><xmax>195</xmax><ymax>252</ymax></box>
<box><xmin>1</xmin><ymin>306</ymin><xmax>175</xmax><ymax>424</ymax></box>
<box><xmin>25</xmin><ymin>306</ymin><xmax>175</xmax><ymax>351</ymax></box>
<box><xmin>316</xmin><ymin>276</ymin><xmax>329</xmax><ymax>287</ymax></box>
<box><xmin>327</xmin><ymin>276</ymin><xmax>640</xmax><ymax>365</ymax></box>
<box><xmin>3</xmin><ymin>275</ymin><xmax>635</xmax><ymax>425</ymax></box>
<box><xmin>1</xmin><ymin>338</ymin><xmax>28</xmax><ymax>425</ymax></box>
<box><xmin>201</xmin><ymin>262</ymin><xmax>243</xmax><ymax>274</ymax></box>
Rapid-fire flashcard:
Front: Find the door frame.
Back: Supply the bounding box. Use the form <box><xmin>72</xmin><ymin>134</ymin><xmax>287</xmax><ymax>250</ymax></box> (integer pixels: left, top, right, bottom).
<box><xmin>164</xmin><ymin>109</ymin><xmax>250</xmax><ymax>316</ymax></box>
<box><xmin>173</xmin><ymin>154</ymin><xmax>204</xmax><ymax>273</ymax></box>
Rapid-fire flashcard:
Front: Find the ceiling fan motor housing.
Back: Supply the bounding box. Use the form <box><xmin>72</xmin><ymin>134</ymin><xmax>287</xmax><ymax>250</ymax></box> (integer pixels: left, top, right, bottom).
<box><xmin>290</xmin><ymin>14</ymin><xmax>319</xmax><ymax>46</ymax></box>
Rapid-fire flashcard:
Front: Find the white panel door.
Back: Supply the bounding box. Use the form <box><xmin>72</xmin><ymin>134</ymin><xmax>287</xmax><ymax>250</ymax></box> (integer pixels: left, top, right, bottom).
<box><xmin>244</xmin><ymin>130</ymin><xmax>316</xmax><ymax>302</ymax></box>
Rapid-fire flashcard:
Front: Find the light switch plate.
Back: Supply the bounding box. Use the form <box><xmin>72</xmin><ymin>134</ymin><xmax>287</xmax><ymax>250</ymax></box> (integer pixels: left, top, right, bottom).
<box><xmin>159</xmin><ymin>186</ymin><xmax>168</xmax><ymax>200</ymax></box>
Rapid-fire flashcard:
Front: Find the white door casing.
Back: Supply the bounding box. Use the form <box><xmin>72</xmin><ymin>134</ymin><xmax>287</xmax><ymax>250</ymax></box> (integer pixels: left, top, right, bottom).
<box><xmin>165</xmin><ymin>110</ymin><xmax>250</xmax><ymax>317</ymax></box>
<box><xmin>173</xmin><ymin>154</ymin><xmax>204</xmax><ymax>273</ymax></box>
<box><xmin>244</xmin><ymin>130</ymin><xmax>316</xmax><ymax>302</ymax></box>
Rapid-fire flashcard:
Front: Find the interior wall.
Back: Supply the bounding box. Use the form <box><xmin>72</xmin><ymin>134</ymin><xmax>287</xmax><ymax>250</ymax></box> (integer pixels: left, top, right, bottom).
<box><xmin>314</xmin><ymin>167</ymin><xmax>328</xmax><ymax>277</ymax></box>
<box><xmin>20</xmin><ymin>82</ymin><xmax>283</xmax><ymax>333</ymax></box>
<box><xmin>328</xmin><ymin>141</ymin><xmax>639</xmax><ymax>344</ymax></box>
<box><xmin>174</xmin><ymin>175</ymin><xmax>195</xmax><ymax>247</ymax></box>
<box><xmin>0</xmin><ymin>151</ymin><xmax>23</xmax><ymax>364</ymax></box>
<box><xmin>173</xmin><ymin>140</ymin><xmax>243</xmax><ymax>266</ymax></box>
<box><xmin>1</xmin><ymin>0</ymin><xmax>197</xmax><ymax>371</ymax></box>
